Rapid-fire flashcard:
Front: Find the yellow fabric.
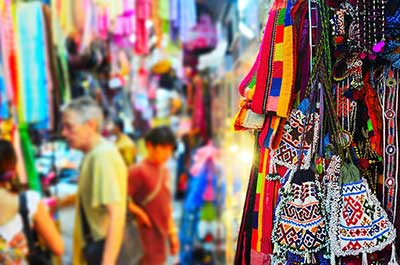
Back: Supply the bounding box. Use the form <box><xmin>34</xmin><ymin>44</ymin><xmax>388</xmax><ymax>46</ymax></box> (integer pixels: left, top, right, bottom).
<box><xmin>277</xmin><ymin>25</ymin><xmax>294</xmax><ymax>118</ymax></box>
<box><xmin>274</xmin><ymin>43</ymin><xmax>284</xmax><ymax>61</ymax></box>
<box><xmin>72</xmin><ymin>139</ymin><xmax>127</xmax><ymax>265</ymax></box>
<box><xmin>151</xmin><ymin>59</ymin><xmax>172</xmax><ymax>75</ymax></box>
<box><xmin>115</xmin><ymin>134</ymin><xmax>136</xmax><ymax>166</ymax></box>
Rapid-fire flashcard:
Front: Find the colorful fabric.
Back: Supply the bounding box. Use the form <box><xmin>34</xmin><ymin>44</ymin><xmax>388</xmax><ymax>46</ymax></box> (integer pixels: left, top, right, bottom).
<box><xmin>270</xmin><ymin>0</ymin><xmax>294</xmax><ymax>118</ymax></box>
<box><xmin>251</xmin><ymin>0</ymin><xmax>293</xmax><ymax>117</ymax></box>
<box><xmin>250</xmin><ymin>148</ymin><xmax>280</xmax><ymax>260</ymax></box>
<box><xmin>0</xmin><ymin>52</ymin><xmax>9</xmax><ymax>119</ymax></box>
<box><xmin>272</xmin><ymin>169</ymin><xmax>328</xmax><ymax>259</ymax></box>
<box><xmin>178</xmin><ymin>0</ymin><xmax>196</xmax><ymax>42</ymax></box>
<box><xmin>0</xmin><ymin>191</ymin><xmax>40</xmax><ymax>265</ymax></box>
<box><xmin>19</xmin><ymin>124</ymin><xmax>41</xmax><ymax>191</ymax></box>
<box><xmin>0</xmin><ymin>0</ymin><xmax>17</xmax><ymax>106</ymax></box>
<box><xmin>135</xmin><ymin>0</ymin><xmax>151</xmax><ymax>55</ymax></box>
<box><xmin>269</xmin><ymin>107</ymin><xmax>320</xmax><ymax>178</ymax></box>
<box><xmin>16</xmin><ymin>2</ymin><xmax>50</xmax><ymax>125</ymax></box>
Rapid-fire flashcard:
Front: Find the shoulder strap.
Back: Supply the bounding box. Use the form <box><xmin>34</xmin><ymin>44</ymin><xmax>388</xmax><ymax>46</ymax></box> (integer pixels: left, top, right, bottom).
<box><xmin>79</xmin><ymin>199</ymin><xmax>94</xmax><ymax>243</ymax></box>
<box><xmin>19</xmin><ymin>192</ymin><xmax>36</xmax><ymax>252</ymax></box>
<box><xmin>140</xmin><ymin>168</ymin><xmax>164</xmax><ymax>206</ymax></box>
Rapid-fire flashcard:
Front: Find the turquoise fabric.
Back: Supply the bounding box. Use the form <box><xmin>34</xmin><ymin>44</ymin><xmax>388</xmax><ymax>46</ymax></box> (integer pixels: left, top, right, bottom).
<box><xmin>16</xmin><ymin>2</ymin><xmax>49</xmax><ymax>126</ymax></box>
<box><xmin>0</xmin><ymin>53</ymin><xmax>9</xmax><ymax>119</ymax></box>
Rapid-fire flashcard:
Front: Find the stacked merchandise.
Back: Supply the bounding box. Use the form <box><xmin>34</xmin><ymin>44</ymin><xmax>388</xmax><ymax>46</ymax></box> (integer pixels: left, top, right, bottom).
<box><xmin>234</xmin><ymin>0</ymin><xmax>400</xmax><ymax>264</ymax></box>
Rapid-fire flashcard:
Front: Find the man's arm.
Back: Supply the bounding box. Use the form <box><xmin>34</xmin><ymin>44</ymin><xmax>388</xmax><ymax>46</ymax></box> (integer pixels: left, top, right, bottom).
<box><xmin>57</xmin><ymin>193</ymin><xmax>77</xmax><ymax>208</ymax></box>
<box><xmin>101</xmin><ymin>202</ymin><xmax>125</xmax><ymax>265</ymax></box>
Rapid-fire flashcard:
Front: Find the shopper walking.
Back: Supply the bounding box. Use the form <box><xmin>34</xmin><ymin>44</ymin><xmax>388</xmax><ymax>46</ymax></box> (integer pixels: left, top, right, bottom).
<box><xmin>111</xmin><ymin>118</ymin><xmax>137</xmax><ymax>166</ymax></box>
<box><xmin>128</xmin><ymin>126</ymin><xmax>180</xmax><ymax>265</ymax></box>
<box><xmin>0</xmin><ymin>139</ymin><xmax>64</xmax><ymax>264</ymax></box>
<box><xmin>61</xmin><ymin>97</ymin><xmax>127</xmax><ymax>265</ymax></box>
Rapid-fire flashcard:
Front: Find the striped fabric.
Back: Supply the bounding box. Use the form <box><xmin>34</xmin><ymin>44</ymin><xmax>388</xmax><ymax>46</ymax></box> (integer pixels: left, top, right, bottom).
<box><xmin>251</xmin><ymin>0</ymin><xmax>294</xmax><ymax>117</ymax></box>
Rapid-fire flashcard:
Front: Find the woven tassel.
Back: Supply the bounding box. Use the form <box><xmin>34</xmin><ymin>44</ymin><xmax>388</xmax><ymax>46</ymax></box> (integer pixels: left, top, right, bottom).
<box><xmin>388</xmin><ymin>244</ymin><xmax>399</xmax><ymax>265</ymax></box>
<box><xmin>330</xmin><ymin>253</ymin><xmax>336</xmax><ymax>265</ymax></box>
<box><xmin>304</xmin><ymin>252</ymin><xmax>311</xmax><ymax>264</ymax></box>
<box><xmin>362</xmin><ymin>252</ymin><xmax>368</xmax><ymax>265</ymax></box>
<box><xmin>311</xmin><ymin>253</ymin><xmax>316</xmax><ymax>264</ymax></box>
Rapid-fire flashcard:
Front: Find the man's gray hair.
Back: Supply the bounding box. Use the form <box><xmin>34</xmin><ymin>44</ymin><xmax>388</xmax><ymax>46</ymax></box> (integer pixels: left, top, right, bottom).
<box><xmin>62</xmin><ymin>97</ymin><xmax>104</xmax><ymax>130</ymax></box>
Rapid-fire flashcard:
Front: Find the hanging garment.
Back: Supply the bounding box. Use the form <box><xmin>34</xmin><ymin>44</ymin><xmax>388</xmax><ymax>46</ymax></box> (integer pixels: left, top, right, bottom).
<box><xmin>135</xmin><ymin>0</ymin><xmax>151</xmax><ymax>55</ymax></box>
<box><xmin>244</xmin><ymin>0</ymin><xmax>294</xmax><ymax>117</ymax></box>
<box><xmin>235</xmin><ymin>144</ymin><xmax>261</xmax><ymax>265</ymax></box>
<box><xmin>0</xmin><ymin>50</ymin><xmax>9</xmax><ymax>119</ymax></box>
<box><xmin>0</xmin><ymin>0</ymin><xmax>17</xmax><ymax>106</ymax></box>
<box><xmin>249</xmin><ymin>147</ymin><xmax>280</xmax><ymax>264</ymax></box>
<box><xmin>178</xmin><ymin>0</ymin><xmax>196</xmax><ymax>42</ymax></box>
<box><xmin>16</xmin><ymin>2</ymin><xmax>50</xmax><ymax>125</ymax></box>
<box><xmin>19</xmin><ymin>124</ymin><xmax>41</xmax><ymax>192</ymax></box>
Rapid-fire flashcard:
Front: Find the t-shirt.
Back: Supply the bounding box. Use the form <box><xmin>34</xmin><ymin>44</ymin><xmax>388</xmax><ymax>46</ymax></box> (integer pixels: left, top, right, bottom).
<box><xmin>115</xmin><ymin>134</ymin><xmax>136</xmax><ymax>166</ymax></box>
<box><xmin>72</xmin><ymin>139</ymin><xmax>127</xmax><ymax>265</ymax></box>
<box><xmin>0</xmin><ymin>191</ymin><xmax>40</xmax><ymax>265</ymax></box>
<box><xmin>128</xmin><ymin>159</ymin><xmax>172</xmax><ymax>265</ymax></box>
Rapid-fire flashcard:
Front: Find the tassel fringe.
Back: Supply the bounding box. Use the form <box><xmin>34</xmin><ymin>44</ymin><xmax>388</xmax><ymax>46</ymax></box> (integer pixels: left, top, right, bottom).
<box><xmin>388</xmin><ymin>244</ymin><xmax>399</xmax><ymax>265</ymax></box>
<box><xmin>362</xmin><ymin>252</ymin><xmax>368</xmax><ymax>265</ymax></box>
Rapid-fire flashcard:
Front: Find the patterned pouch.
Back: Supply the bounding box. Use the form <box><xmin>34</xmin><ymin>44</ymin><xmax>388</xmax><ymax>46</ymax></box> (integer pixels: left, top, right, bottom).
<box><xmin>272</xmin><ymin>168</ymin><xmax>328</xmax><ymax>263</ymax></box>
<box><xmin>330</xmin><ymin>163</ymin><xmax>397</xmax><ymax>260</ymax></box>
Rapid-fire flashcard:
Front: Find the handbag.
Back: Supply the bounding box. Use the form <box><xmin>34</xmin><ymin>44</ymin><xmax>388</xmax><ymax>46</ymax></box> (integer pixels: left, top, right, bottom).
<box><xmin>80</xmin><ymin>200</ymin><xmax>144</xmax><ymax>265</ymax></box>
<box><xmin>19</xmin><ymin>192</ymin><xmax>52</xmax><ymax>265</ymax></box>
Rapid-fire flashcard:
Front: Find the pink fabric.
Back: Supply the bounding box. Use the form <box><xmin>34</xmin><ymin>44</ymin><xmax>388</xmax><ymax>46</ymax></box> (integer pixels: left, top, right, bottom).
<box><xmin>190</xmin><ymin>142</ymin><xmax>219</xmax><ymax>176</ymax></box>
<box><xmin>238</xmin><ymin>53</ymin><xmax>260</xmax><ymax>97</ymax></box>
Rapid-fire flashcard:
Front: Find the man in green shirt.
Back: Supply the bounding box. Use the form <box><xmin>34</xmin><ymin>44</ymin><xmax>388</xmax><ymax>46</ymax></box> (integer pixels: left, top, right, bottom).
<box><xmin>61</xmin><ymin>97</ymin><xmax>127</xmax><ymax>265</ymax></box>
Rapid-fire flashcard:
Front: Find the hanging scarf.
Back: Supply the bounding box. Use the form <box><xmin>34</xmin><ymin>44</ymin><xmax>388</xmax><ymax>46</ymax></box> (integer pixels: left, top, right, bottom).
<box><xmin>251</xmin><ymin>0</ymin><xmax>294</xmax><ymax>117</ymax></box>
<box><xmin>235</xmin><ymin>139</ymin><xmax>261</xmax><ymax>265</ymax></box>
<box><xmin>0</xmin><ymin>0</ymin><xmax>17</xmax><ymax>106</ymax></box>
<box><xmin>135</xmin><ymin>0</ymin><xmax>151</xmax><ymax>55</ymax></box>
<box><xmin>178</xmin><ymin>0</ymin><xmax>196</xmax><ymax>42</ymax></box>
<box><xmin>0</xmin><ymin>49</ymin><xmax>9</xmax><ymax>119</ymax></box>
<box><xmin>16</xmin><ymin>2</ymin><xmax>50</xmax><ymax>125</ymax></box>
<box><xmin>249</xmin><ymin>148</ymin><xmax>280</xmax><ymax>264</ymax></box>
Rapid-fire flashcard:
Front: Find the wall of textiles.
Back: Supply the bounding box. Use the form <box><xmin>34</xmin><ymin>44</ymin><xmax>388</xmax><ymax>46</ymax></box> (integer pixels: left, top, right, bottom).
<box><xmin>0</xmin><ymin>0</ymin><xmax>71</xmax><ymax>190</ymax></box>
<box><xmin>234</xmin><ymin>0</ymin><xmax>400</xmax><ymax>264</ymax></box>
<box><xmin>0</xmin><ymin>0</ymin><xmax>215</xmax><ymax>192</ymax></box>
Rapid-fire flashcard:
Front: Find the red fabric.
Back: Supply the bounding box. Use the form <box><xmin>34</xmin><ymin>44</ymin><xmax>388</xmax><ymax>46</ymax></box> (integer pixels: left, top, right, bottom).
<box><xmin>363</xmin><ymin>73</ymin><xmax>383</xmax><ymax>157</ymax></box>
<box><xmin>128</xmin><ymin>159</ymin><xmax>172</xmax><ymax>265</ymax></box>
<box><xmin>252</xmin><ymin>9</ymin><xmax>276</xmax><ymax>114</ymax></box>
<box><xmin>260</xmin><ymin>153</ymin><xmax>275</xmax><ymax>254</ymax></box>
<box><xmin>275</xmin><ymin>25</ymin><xmax>285</xmax><ymax>42</ymax></box>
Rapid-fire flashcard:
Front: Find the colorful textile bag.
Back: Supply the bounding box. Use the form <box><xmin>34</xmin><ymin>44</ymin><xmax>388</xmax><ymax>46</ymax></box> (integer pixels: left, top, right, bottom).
<box><xmin>330</xmin><ymin>163</ymin><xmax>397</xmax><ymax>262</ymax></box>
<box><xmin>272</xmin><ymin>168</ymin><xmax>328</xmax><ymax>263</ymax></box>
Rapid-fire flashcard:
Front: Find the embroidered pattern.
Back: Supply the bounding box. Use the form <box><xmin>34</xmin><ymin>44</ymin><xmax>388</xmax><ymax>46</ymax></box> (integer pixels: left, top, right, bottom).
<box><xmin>331</xmin><ymin>178</ymin><xmax>396</xmax><ymax>256</ymax></box>
<box><xmin>269</xmin><ymin>109</ymin><xmax>320</xmax><ymax>179</ymax></box>
<box><xmin>272</xmin><ymin>169</ymin><xmax>328</xmax><ymax>260</ymax></box>
<box><xmin>0</xmin><ymin>232</ymin><xmax>28</xmax><ymax>265</ymax></box>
